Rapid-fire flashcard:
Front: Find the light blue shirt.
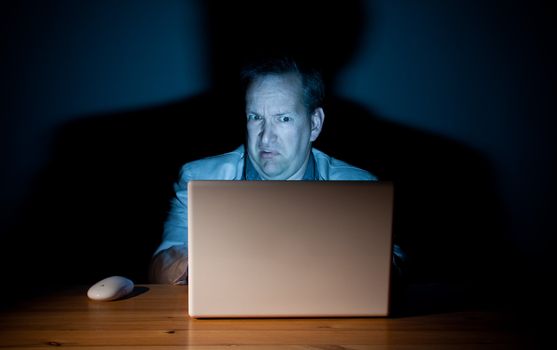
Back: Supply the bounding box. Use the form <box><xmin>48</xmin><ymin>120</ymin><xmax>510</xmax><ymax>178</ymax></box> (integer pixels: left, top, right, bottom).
<box><xmin>155</xmin><ymin>145</ymin><xmax>376</xmax><ymax>255</ymax></box>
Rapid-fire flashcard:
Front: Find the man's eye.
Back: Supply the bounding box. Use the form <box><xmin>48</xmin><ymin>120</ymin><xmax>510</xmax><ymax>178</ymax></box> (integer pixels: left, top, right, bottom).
<box><xmin>279</xmin><ymin>116</ymin><xmax>291</xmax><ymax>122</ymax></box>
<box><xmin>247</xmin><ymin>114</ymin><xmax>261</xmax><ymax>121</ymax></box>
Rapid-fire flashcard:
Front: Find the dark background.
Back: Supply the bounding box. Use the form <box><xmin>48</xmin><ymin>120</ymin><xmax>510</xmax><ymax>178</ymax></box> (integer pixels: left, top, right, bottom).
<box><xmin>1</xmin><ymin>0</ymin><xmax>555</xmax><ymax>319</ymax></box>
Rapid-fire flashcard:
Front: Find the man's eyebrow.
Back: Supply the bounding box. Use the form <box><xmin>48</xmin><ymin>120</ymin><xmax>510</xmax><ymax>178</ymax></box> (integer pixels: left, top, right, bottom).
<box><xmin>246</xmin><ymin>111</ymin><xmax>292</xmax><ymax>117</ymax></box>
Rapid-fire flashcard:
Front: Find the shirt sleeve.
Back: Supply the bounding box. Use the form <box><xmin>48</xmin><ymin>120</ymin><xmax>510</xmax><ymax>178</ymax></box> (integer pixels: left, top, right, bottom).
<box><xmin>153</xmin><ymin>165</ymin><xmax>190</xmax><ymax>256</ymax></box>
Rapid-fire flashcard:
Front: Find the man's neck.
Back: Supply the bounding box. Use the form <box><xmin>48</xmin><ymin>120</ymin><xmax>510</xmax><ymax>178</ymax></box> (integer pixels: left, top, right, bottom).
<box><xmin>285</xmin><ymin>155</ymin><xmax>311</xmax><ymax>180</ymax></box>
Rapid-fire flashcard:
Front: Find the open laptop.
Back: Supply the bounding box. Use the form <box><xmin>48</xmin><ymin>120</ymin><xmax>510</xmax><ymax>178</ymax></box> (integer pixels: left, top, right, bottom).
<box><xmin>188</xmin><ymin>180</ymin><xmax>394</xmax><ymax>318</ymax></box>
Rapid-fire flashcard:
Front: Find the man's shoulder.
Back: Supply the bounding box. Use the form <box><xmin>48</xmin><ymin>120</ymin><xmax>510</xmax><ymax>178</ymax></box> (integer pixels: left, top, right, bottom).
<box><xmin>180</xmin><ymin>145</ymin><xmax>245</xmax><ymax>180</ymax></box>
<box><xmin>312</xmin><ymin>148</ymin><xmax>377</xmax><ymax>181</ymax></box>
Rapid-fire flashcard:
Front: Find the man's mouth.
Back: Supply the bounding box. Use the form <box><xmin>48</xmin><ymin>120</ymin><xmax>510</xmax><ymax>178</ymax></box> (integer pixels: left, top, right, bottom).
<box><xmin>259</xmin><ymin>150</ymin><xmax>278</xmax><ymax>159</ymax></box>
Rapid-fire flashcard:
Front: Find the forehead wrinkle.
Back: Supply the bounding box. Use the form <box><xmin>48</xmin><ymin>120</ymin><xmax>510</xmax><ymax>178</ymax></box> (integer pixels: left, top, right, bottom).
<box><xmin>247</xmin><ymin>100</ymin><xmax>296</xmax><ymax>117</ymax></box>
<box><xmin>246</xmin><ymin>73</ymin><xmax>304</xmax><ymax>117</ymax></box>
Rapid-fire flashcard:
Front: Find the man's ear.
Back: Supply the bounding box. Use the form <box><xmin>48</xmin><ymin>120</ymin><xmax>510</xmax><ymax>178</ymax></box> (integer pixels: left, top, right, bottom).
<box><xmin>310</xmin><ymin>107</ymin><xmax>325</xmax><ymax>142</ymax></box>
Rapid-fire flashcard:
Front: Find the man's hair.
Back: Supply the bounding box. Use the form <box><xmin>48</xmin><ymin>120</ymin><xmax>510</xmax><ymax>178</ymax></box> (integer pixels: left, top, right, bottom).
<box><xmin>240</xmin><ymin>56</ymin><xmax>325</xmax><ymax>114</ymax></box>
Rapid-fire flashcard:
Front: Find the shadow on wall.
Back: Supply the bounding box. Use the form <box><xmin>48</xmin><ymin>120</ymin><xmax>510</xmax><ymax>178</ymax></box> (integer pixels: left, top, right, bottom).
<box><xmin>5</xmin><ymin>96</ymin><xmax>244</xmax><ymax>287</ymax></box>
<box><xmin>2</xmin><ymin>0</ymin><xmax>513</xmax><ymax>311</ymax></box>
<box><xmin>317</xmin><ymin>98</ymin><xmax>515</xmax><ymax>315</ymax></box>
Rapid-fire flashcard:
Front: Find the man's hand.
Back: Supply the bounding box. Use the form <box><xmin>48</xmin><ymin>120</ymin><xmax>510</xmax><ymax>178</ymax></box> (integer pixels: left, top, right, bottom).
<box><xmin>148</xmin><ymin>245</ymin><xmax>188</xmax><ymax>285</ymax></box>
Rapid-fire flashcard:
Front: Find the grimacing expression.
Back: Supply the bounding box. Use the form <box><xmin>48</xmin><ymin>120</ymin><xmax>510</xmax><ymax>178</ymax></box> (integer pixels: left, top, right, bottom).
<box><xmin>246</xmin><ymin>73</ymin><xmax>324</xmax><ymax>180</ymax></box>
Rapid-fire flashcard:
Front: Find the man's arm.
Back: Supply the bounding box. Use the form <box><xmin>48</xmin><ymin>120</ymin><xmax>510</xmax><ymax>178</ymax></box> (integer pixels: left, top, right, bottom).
<box><xmin>149</xmin><ymin>245</ymin><xmax>188</xmax><ymax>284</ymax></box>
<box><xmin>150</xmin><ymin>164</ymin><xmax>191</xmax><ymax>284</ymax></box>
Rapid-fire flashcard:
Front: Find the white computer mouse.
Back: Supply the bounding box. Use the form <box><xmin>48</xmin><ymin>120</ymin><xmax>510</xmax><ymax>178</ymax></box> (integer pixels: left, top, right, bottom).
<box><xmin>87</xmin><ymin>276</ymin><xmax>134</xmax><ymax>301</ymax></box>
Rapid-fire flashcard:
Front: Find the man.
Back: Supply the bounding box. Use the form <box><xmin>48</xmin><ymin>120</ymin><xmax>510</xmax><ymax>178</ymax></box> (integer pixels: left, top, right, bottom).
<box><xmin>149</xmin><ymin>57</ymin><xmax>380</xmax><ymax>284</ymax></box>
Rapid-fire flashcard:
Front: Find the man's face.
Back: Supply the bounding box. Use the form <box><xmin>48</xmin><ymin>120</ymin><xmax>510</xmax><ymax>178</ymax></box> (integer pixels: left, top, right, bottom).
<box><xmin>246</xmin><ymin>73</ymin><xmax>323</xmax><ymax>180</ymax></box>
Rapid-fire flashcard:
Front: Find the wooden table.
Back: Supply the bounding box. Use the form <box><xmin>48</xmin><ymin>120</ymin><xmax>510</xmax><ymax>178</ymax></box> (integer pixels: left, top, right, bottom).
<box><xmin>0</xmin><ymin>284</ymin><xmax>539</xmax><ymax>349</ymax></box>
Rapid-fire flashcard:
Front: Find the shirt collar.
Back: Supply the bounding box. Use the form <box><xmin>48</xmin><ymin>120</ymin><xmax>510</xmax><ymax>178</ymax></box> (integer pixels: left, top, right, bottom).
<box><xmin>244</xmin><ymin>150</ymin><xmax>318</xmax><ymax>180</ymax></box>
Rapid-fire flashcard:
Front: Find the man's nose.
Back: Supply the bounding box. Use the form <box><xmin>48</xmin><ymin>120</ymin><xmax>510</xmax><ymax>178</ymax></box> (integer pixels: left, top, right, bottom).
<box><xmin>260</xmin><ymin>121</ymin><xmax>276</xmax><ymax>145</ymax></box>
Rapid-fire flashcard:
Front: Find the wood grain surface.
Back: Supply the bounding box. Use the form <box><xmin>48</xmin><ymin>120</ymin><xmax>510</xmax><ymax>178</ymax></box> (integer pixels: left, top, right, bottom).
<box><xmin>0</xmin><ymin>284</ymin><xmax>534</xmax><ymax>349</ymax></box>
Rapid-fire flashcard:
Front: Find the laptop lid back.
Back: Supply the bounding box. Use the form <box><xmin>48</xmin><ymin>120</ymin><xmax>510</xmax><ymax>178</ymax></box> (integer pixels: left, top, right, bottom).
<box><xmin>188</xmin><ymin>180</ymin><xmax>394</xmax><ymax>317</ymax></box>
